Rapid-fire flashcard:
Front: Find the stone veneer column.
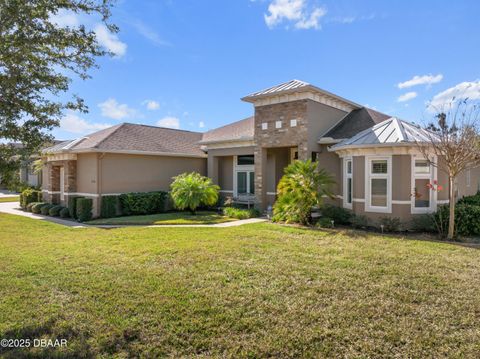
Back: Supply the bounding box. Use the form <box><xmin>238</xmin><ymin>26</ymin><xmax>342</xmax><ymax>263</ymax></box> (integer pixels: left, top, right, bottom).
<box><xmin>64</xmin><ymin>160</ymin><xmax>77</xmax><ymax>193</ymax></box>
<box><xmin>48</xmin><ymin>164</ymin><xmax>60</xmax><ymax>204</ymax></box>
<box><xmin>254</xmin><ymin>147</ymin><xmax>268</xmax><ymax>209</ymax></box>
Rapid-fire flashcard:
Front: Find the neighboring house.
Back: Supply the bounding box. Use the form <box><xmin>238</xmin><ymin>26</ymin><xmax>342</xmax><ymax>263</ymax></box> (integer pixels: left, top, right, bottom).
<box><xmin>42</xmin><ymin>79</ymin><xmax>480</xmax><ymax>220</ymax></box>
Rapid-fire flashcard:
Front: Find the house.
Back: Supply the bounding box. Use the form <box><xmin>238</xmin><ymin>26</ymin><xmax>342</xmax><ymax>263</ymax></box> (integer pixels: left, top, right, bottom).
<box><xmin>41</xmin><ymin>79</ymin><xmax>480</xmax><ymax>220</ymax></box>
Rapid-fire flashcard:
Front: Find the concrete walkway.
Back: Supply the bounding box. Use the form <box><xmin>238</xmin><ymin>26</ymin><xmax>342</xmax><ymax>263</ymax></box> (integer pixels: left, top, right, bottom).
<box><xmin>0</xmin><ymin>189</ymin><xmax>19</xmax><ymax>198</ymax></box>
<box><xmin>0</xmin><ymin>201</ymin><xmax>267</xmax><ymax>228</ymax></box>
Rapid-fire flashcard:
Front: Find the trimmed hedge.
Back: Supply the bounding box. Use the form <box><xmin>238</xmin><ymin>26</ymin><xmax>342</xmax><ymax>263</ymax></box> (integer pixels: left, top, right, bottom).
<box><xmin>68</xmin><ymin>196</ymin><xmax>83</xmax><ymax>219</ymax></box>
<box><xmin>223</xmin><ymin>207</ymin><xmax>260</xmax><ymax>219</ymax></box>
<box><xmin>101</xmin><ymin>195</ymin><xmax>119</xmax><ymax>218</ymax></box>
<box><xmin>76</xmin><ymin>198</ymin><xmax>93</xmax><ymax>222</ymax></box>
<box><xmin>49</xmin><ymin>205</ymin><xmax>64</xmax><ymax>217</ymax></box>
<box><xmin>119</xmin><ymin>191</ymin><xmax>167</xmax><ymax>216</ymax></box>
<box><xmin>458</xmin><ymin>192</ymin><xmax>480</xmax><ymax>206</ymax></box>
<box><xmin>434</xmin><ymin>204</ymin><xmax>480</xmax><ymax>237</ymax></box>
<box><xmin>31</xmin><ymin>202</ymin><xmax>47</xmax><ymax>214</ymax></box>
<box><xmin>20</xmin><ymin>188</ymin><xmax>42</xmax><ymax>209</ymax></box>
<box><xmin>40</xmin><ymin>204</ymin><xmax>55</xmax><ymax>215</ymax></box>
<box><xmin>59</xmin><ymin>207</ymin><xmax>70</xmax><ymax>219</ymax></box>
<box><xmin>26</xmin><ymin>202</ymin><xmax>40</xmax><ymax>212</ymax></box>
<box><xmin>321</xmin><ymin>204</ymin><xmax>353</xmax><ymax>225</ymax></box>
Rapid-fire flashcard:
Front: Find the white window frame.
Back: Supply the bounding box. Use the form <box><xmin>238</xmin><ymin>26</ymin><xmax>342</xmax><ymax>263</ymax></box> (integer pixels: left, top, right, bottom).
<box><xmin>275</xmin><ymin>121</ymin><xmax>282</xmax><ymax>129</ymax></box>
<box><xmin>233</xmin><ymin>155</ymin><xmax>255</xmax><ymax>197</ymax></box>
<box><xmin>343</xmin><ymin>156</ymin><xmax>353</xmax><ymax>209</ymax></box>
<box><xmin>290</xmin><ymin>119</ymin><xmax>297</xmax><ymax>127</ymax></box>
<box><xmin>261</xmin><ymin>122</ymin><xmax>268</xmax><ymax>130</ymax></box>
<box><xmin>411</xmin><ymin>155</ymin><xmax>437</xmax><ymax>214</ymax></box>
<box><xmin>365</xmin><ymin>156</ymin><xmax>392</xmax><ymax>213</ymax></box>
<box><xmin>59</xmin><ymin>166</ymin><xmax>65</xmax><ymax>201</ymax></box>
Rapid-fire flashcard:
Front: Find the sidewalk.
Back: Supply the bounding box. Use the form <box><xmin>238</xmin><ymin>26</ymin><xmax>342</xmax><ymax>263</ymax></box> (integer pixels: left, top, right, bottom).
<box><xmin>0</xmin><ymin>189</ymin><xmax>19</xmax><ymax>198</ymax></box>
<box><xmin>0</xmin><ymin>201</ymin><xmax>266</xmax><ymax>228</ymax></box>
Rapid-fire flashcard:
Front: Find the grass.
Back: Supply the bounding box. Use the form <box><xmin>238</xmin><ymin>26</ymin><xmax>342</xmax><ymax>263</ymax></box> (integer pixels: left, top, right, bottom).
<box><xmin>0</xmin><ymin>196</ymin><xmax>19</xmax><ymax>203</ymax></box>
<box><xmin>86</xmin><ymin>211</ymin><xmax>236</xmax><ymax>225</ymax></box>
<box><xmin>1</xmin><ymin>213</ymin><xmax>480</xmax><ymax>357</ymax></box>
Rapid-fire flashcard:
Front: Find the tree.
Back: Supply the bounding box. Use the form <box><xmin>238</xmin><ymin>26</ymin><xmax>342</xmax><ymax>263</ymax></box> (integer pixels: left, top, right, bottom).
<box><xmin>417</xmin><ymin>99</ymin><xmax>480</xmax><ymax>239</ymax></box>
<box><xmin>272</xmin><ymin>159</ymin><xmax>334</xmax><ymax>225</ymax></box>
<box><xmin>170</xmin><ymin>172</ymin><xmax>220</xmax><ymax>214</ymax></box>
<box><xmin>0</xmin><ymin>0</ymin><xmax>117</xmax><ymax>183</ymax></box>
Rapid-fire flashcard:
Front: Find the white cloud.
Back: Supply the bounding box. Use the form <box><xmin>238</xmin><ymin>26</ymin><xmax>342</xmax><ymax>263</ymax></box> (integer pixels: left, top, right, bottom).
<box><xmin>397</xmin><ymin>91</ymin><xmax>417</xmax><ymax>102</ymax></box>
<box><xmin>157</xmin><ymin>116</ymin><xmax>180</xmax><ymax>129</ymax></box>
<box><xmin>94</xmin><ymin>24</ymin><xmax>127</xmax><ymax>57</ymax></box>
<box><xmin>60</xmin><ymin>113</ymin><xmax>111</xmax><ymax>134</ymax></box>
<box><xmin>98</xmin><ymin>98</ymin><xmax>137</xmax><ymax>120</ymax></box>
<box><xmin>397</xmin><ymin>74</ymin><xmax>443</xmax><ymax>89</ymax></box>
<box><xmin>264</xmin><ymin>0</ymin><xmax>326</xmax><ymax>30</ymax></box>
<box><xmin>428</xmin><ymin>81</ymin><xmax>480</xmax><ymax>112</ymax></box>
<box><xmin>130</xmin><ymin>19</ymin><xmax>170</xmax><ymax>47</ymax></box>
<box><xmin>50</xmin><ymin>9</ymin><xmax>79</xmax><ymax>27</ymax></box>
<box><xmin>198</xmin><ymin>121</ymin><xmax>205</xmax><ymax>128</ymax></box>
<box><xmin>143</xmin><ymin>100</ymin><xmax>160</xmax><ymax>110</ymax></box>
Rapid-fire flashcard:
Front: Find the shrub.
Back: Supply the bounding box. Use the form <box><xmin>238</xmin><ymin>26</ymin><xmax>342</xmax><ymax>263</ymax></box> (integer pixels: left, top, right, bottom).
<box><xmin>26</xmin><ymin>202</ymin><xmax>40</xmax><ymax>212</ymax></box>
<box><xmin>59</xmin><ymin>207</ymin><xmax>70</xmax><ymax>219</ymax></box>
<box><xmin>76</xmin><ymin>198</ymin><xmax>93</xmax><ymax>222</ymax></box>
<box><xmin>351</xmin><ymin>215</ymin><xmax>369</xmax><ymax>229</ymax></box>
<box><xmin>458</xmin><ymin>192</ymin><xmax>480</xmax><ymax>206</ymax></box>
<box><xmin>31</xmin><ymin>202</ymin><xmax>47</xmax><ymax>214</ymax></box>
<box><xmin>272</xmin><ymin>160</ymin><xmax>334</xmax><ymax>225</ymax></box>
<box><xmin>119</xmin><ymin>191</ymin><xmax>167</xmax><ymax>216</ymax></box>
<box><xmin>101</xmin><ymin>195</ymin><xmax>120</xmax><ymax>218</ymax></box>
<box><xmin>40</xmin><ymin>204</ymin><xmax>55</xmax><ymax>215</ymax></box>
<box><xmin>378</xmin><ymin>217</ymin><xmax>402</xmax><ymax>232</ymax></box>
<box><xmin>170</xmin><ymin>172</ymin><xmax>219</xmax><ymax>214</ymax></box>
<box><xmin>223</xmin><ymin>207</ymin><xmax>260</xmax><ymax>219</ymax></box>
<box><xmin>410</xmin><ymin>214</ymin><xmax>436</xmax><ymax>233</ymax></box>
<box><xmin>316</xmin><ymin>217</ymin><xmax>334</xmax><ymax>228</ymax></box>
<box><xmin>321</xmin><ymin>204</ymin><xmax>353</xmax><ymax>225</ymax></box>
<box><xmin>49</xmin><ymin>205</ymin><xmax>64</xmax><ymax>217</ymax></box>
<box><xmin>20</xmin><ymin>188</ymin><xmax>42</xmax><ymax>209</ymax></box>
<box><xmin>68</xmin><ymin>196</ymin><xmax>83</xmax><ymax>219</ymax></box>
<box><xmin>434</xmin><ymin>204</ymin><xmax>480</xmax><ymax>237</ymax></box>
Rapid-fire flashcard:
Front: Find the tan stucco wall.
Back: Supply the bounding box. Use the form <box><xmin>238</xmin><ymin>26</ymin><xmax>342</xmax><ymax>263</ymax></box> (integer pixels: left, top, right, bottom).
<box><xmin>392</xmin><ymin>155</ymin><xmax>411</xmax><ymax>201</ymax></box>
<box><xmin>317</xmin><ymin>145</ymin><xmax>341</xmax><ymax>196</ymax></box>
<box><xmin>456</xmin><ymin>165</ymin><xmax>480</xmax><ymax>198</ymax></box>
<box><xmin>76</xmin><ymin>153</ymin><xmax>98</xmax><ymax>194</ymax></box>
<box><xmin>218</xmin><ymin>156</ymin><xmax>233</xmax><ymax>192</ymax></box>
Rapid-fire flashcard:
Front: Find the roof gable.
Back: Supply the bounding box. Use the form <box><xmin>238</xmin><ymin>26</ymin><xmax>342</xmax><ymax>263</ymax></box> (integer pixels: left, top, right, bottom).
<box><xmin>200</xmin><ymin>117</ymin><xmax>254</xmax><ymax>144</ymax></box>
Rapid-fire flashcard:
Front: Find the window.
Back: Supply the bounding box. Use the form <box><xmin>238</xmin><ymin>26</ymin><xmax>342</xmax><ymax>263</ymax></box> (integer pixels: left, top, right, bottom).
<box><xmin>343</xmin><ymin>157</ymin><xmax>353</xmax><ymax>209</ymax></box>
<box><xmin>411</xmin><ymin>156</ymin><xmax>437</xmax><ymax>214</ymax></box>
<box><xmin>365</xmin><ymin>157</ymin><xmax>391</xmax><ymax>213</ymax></box>
<box><xmin>275</xmin><ymin>121</ymin><xmax>282</xmax><ymax>129</ymax></box>
<box><xmin>235</xmin><ymin>171</ymin><xmax>254</xmax><ymax>195</ymax></box>
<box><xmin>311</xmin><ymin>152</ymin><xmax>318</xmax><ymax>162</ymax></box>
<box><xmin>261</xmin><ymin>122</ymin><xmax>268</xmax><ymax>130</ymax></box>
<box><xmin>290</xmin><ymin>119</ymin><xmax>297</xmax><ymax>127</ymax></box>
<box><xmin>237</xmin><ymin>155</ymin><xmax>254</xmax><ymax>166</ymax></box>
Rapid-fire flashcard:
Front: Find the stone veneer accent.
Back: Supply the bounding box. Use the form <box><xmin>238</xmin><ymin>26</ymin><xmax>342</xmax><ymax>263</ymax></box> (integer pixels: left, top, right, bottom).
<box><xmin>44</xmin><ymin>160</ymin><xmax>77</xmax><ymax>205</ymax></box>
<box><xmin>254</xmin><ymin>100</ymin><xmax>309</xmax><ymax>208</ymax></box>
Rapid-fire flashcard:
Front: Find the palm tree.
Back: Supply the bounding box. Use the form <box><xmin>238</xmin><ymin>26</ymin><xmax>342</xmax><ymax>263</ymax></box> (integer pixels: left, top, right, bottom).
<box><xmin>273</xmin><ymin>159</ymin><xmax>334</xmax><ymax>225</ymax></box>
<box><xmin>170</xmin><ymin>172</ymin><xmax>220</xmax><ymax>214</ymax></box>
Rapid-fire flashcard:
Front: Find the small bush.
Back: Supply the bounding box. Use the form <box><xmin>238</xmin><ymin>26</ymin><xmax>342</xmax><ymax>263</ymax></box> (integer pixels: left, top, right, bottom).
<box><xmin>59</xmin><ymin>207</ymin><xmax>70</xmax><ymax>218</ymax></box>
<box><xmin>101</xmin><ymin>195</ymin><xmax>120</xmax><ymax>218</ymax></box>
<box><xmin>378</xmin><ymin>217</ymin><xmax>402</xmax><ymax>232</ymax></box>
<box><xmin>31</xmin><ymin>202</ymin><xmax>47</xmax><ymax>214</ymax></box>
<box><xmin>76</xmin><ymin>198</ymin><xmax>93</xmax><ymax>222</ymax></box>
<box><xmin>223</xmin><ymin>207</ymin><xmax>260</xmax><ymax>219</ymax></box>
<box><xmin>351</xmin><ymin>215</ymin><xmax>369</xmax><ymax>229</ymax></box>
<box><xmin>26</xmin><ymin>202</ymin><xmax>40</xmax><ymax>212</ymax></box>
<box><xmin>410</xmin><ymin>214</ymin><xmax>436</xmax><ymax>233</ymax></box>
<box><xmin>458</xmin><ymin>192</ymin><xmax>480</xmax><ymax>206</ymax></box>
<box><xmin>49</xmin><ymin>205</ymin><xmax>64</xmax><ymax>217</ymax></box>
<box><xmin>40</xmin><ymin>204</ymin><xmax>55</xmax><ymax>215</ymax></box>
<box><xmin>68</xmin><ymin>196</ymin><xmax>83</xmax><ymax>219</ymax></box>
<box><xmin>321</xmin><ymin>204</ymin><xmax>353</xmax><ymax>225</ymax></box>
<box><xmin>170</xmin><ymin>172</ymin><xmax>219</xmax><ymax>214</ymax></box>
<box><xmin>119</xmin><ymin>191</ymin><xmax>167</xmax><ymax>216</ymax></box>
<box><xmin>434</xmin><ymin>204</ymin><xmax>480</xmax><ymax>237</ymax></box>
<box><xmin>20</xmin><ymin>188</ymin><xmax>42</xmax><ymax>209</ymax></box>
<box><xmin>316</xmin><ymin>217</ymin><xmax>334</xmax><ymax>228</ymax></box>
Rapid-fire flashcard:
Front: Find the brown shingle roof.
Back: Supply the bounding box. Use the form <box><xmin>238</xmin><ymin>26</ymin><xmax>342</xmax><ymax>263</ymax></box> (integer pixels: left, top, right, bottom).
<box><xmin>45</xmin><ymin>123</ymin><xmax>206</xmax><ymax>157</ymax></box>
<box><xmin>200</xmin><ymin>117</ymin><xmax>254</xmax><ymax>144</ymax></box>
<box><xmin>322</xmin><ymin>107</ymin><xmax>391</xmax><ymax>140</ymax></box>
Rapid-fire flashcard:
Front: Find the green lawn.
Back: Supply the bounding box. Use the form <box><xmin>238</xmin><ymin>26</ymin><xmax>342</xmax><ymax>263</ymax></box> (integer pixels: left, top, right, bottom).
<box><xmin>0</xmin><ymin>196</ymin><xmax>19</xmax><ymax>203</ymax></box>
<box><xmin>1</xmin><ymin>213</ymin><xmax>480</xmax><ymax>357</ymax></box>
<box><xmin>87</xmin><ymin>211</ymin><xmax>235</xmax><ymax>225</ymax></box>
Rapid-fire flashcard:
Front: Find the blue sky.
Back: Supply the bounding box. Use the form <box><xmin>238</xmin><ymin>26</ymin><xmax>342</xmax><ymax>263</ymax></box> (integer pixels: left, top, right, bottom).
<box><xmin>53</xmin><ymin>0</ymin><xmax>480</xmax><ymax>140</ymax></box>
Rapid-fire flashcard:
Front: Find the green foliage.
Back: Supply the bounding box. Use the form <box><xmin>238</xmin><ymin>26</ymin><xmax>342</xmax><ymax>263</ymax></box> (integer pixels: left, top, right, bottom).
<box><xmin>40</xmin><ymin>204</ymin><xmax>55</xmax><ymax>215</ymax></box>
<box><xmin>434</xmin><ymin>204</ymin><xmax>480</xmax><ymax>237</ymax></box>
<box><xmin>49</xmin><ymin>205</ymin><xmax>64</xmax><ymax>217</ymax></box>
<box><xmin>378</xmin><ymin>217</ymin><xmax>402</xmax><ymax>232</ymax></box>
<box><xmin>316</xmin><ymin>217</ymin><xmax>334</xmax><ymax>228</ymax></box>
<box><xmin>26</xmin><ymin>202</ymin><xmax>40</xmax><ymax>212</ymax></box>
<box><xmin>321</xmin><ymin>204</ymin><xmax>353</xmax><ymax>225</ymax></box>
<box><xmin>119</xmin><ymin>191</ymin><xmax>167</xmax><ymax>216</ymax></box>
<box><xmin>0</xmin><ymin>0</ymin><xmax>117</xmax><ymax>177</ymax></box>
<box><xmin>458</xmin><ymin>192</ymin><xmax>480</xmax><ymax>206</ymax></box>
<box><xmin>272</xmin><ymin>160</ymin><xmax>334</xmax><ymax>225</ymax></box>
<box><xmin>31</xmin><ymin>202</ymin><xmax>47</xmax><ymax>214</ymax></box>
<box><xmin>223</xmin><ymin>207</ymin><xmax>260</xmax><ymax>219</ymax></box>
<box><xmin>20</xmin><ymin>188</ymin><xmax>42</xmax><ymax>209</ymax></box>
<box><xmin>68</xmin><ymin>196</ymin><xmax>83</xmax><ymax>219</ymax></box>
<box><xmin>410</xmin><ymin>214</ymin><xmax>436</xmax><ymax>233</ymax></box>
<box><xmin>76</xmin><ymin>198</ymin><xmax>93</xmax><ymax>222</ymax></box>
<box><xmin>101</xmin><ymin>195</ymin><xmax>119</xmax><ymax>218</ymax></box>
<box><xmin>351</xmin><ymin>215</ymin><xmax>370</xmax><ymax>229</ymax></box>
<box><xmin>59</xmin><ymin>207</ymin><xmax>70</xmax><ymax>219</ymax></box>
<box><xmin>170</xmin><ymin>172</ymin><xmax>220</xmax><ymax>214</ymax></box>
